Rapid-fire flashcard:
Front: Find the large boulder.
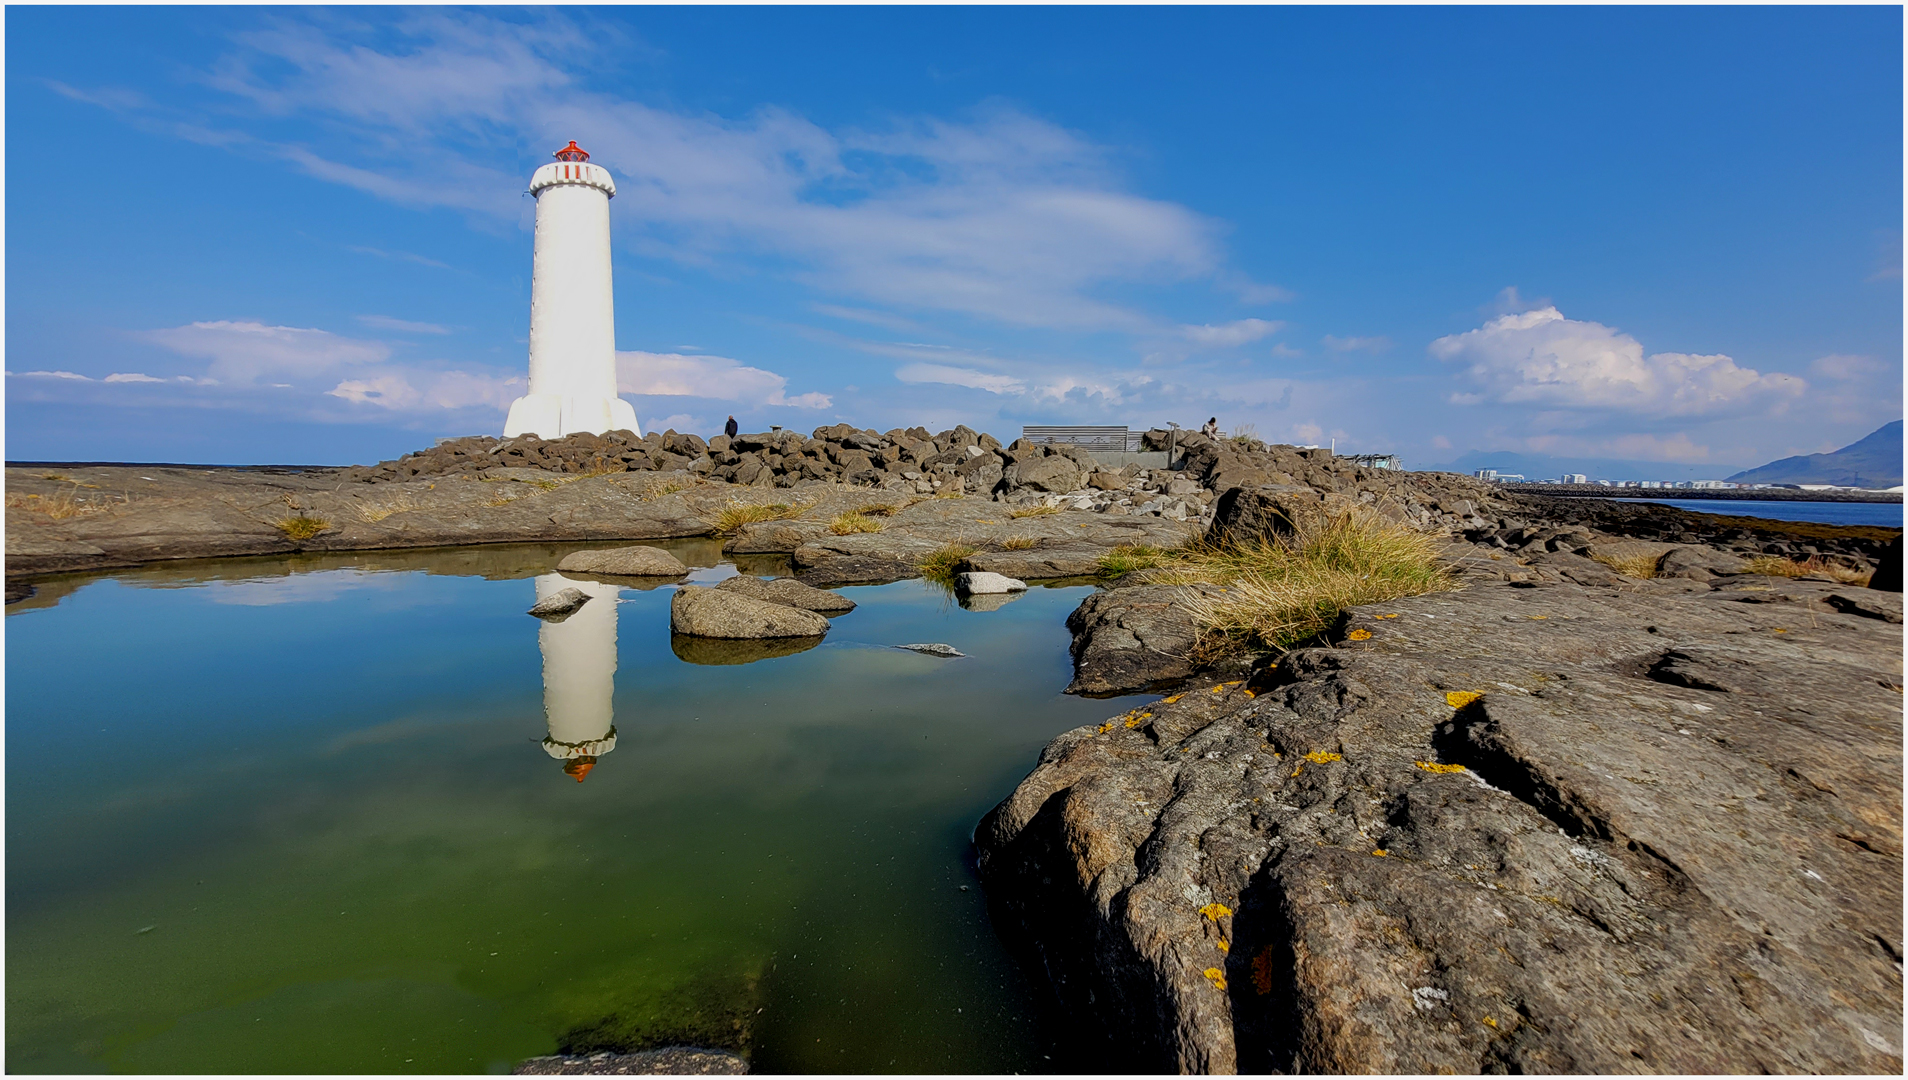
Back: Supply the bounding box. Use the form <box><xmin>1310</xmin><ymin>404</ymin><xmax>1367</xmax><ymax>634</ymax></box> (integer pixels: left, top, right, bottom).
<box><xmin>1872</xmin><ymin>535</ymin><xmax>1902</xmax><ymax>592</ymax></box>
<box><xmin>716</xmin><ymin>574</ymin><xmax>856</xmax><ymax>613</ymax></box>
<box><xmin>556</xmin><ymin>545</ymin><xmax>689</xmax><ymax>577</ymax></box>
<box><xmin>669</xmin><ymin>585</ymin><xmax>829</xmax><ymax>639</ymax></box>
<box><xmin>1656</xmin><ymin>545</ymin><xmax>1751</xmax><ymax>579</ymax></box>
<box><xmin>1205</xmin><ymin>487</ymin><xmax>1330</xmax><ymax>547</ymax></box>
<box><xmin>527</xmin><ymin>587</ymin><xmax>592</xmax><ymax>620</ymax></box>
<box><xmin>1005</xmin><ymin>454</ymin><xmax>1085</xmax><ymax>494</ymax></box>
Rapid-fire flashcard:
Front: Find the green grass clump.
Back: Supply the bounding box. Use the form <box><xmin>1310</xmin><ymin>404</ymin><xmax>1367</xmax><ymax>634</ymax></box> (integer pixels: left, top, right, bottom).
<box><xmin>712</xmin><ymin>499</ymin><xmax>802</xmax><ymax>534</ymax></box>
<box><xmin>1172</xmin><ymin>511</ymin><xmax>1453</xmax><ymax>655</ymax></box>
<box><xmin>829</xmin><ymin>512</ymin><xmax>885</xmax><ymax>535</ymax></box>
<box><xmin>275</xmin><ymin>516</ymin><xmax>331</xmax><ymax>541</ymax></box>
<box><xmin>918</xmin><ymin>542</ymin><xmax>978</xmax><ymax>587</ymax></box>
<box><xmin>1098</xmin><ymin>543</ymin><xmax>1174</xmax><ymax>577</ymax></box>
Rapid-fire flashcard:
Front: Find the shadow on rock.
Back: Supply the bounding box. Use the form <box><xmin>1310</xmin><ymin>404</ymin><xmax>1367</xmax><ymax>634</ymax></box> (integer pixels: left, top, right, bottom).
<box><xmin>670</xmin><ymin>633</ymin><xmax>822</xmax><ymax>666</ymax></box>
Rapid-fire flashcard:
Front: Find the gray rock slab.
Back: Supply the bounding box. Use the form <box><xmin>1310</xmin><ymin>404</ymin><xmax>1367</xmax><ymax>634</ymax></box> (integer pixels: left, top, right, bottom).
<box><xmin>669</xmin><ymin>585</ymin><xmax>829</xmax><ymax>639</ymax></box>
<box><xmin>716</xmin><ymin>574</ymin><xmax>856</xmax><ymax>613</ymax></box>
<box><xmin>897</xmin><ymin>643</ymin><xmax>965</xmax><ymax>657</ymax></box>
<box><xmin>978</xmin><ymin>574</ymin><xmax>1904</xmax><ymax>1073</ymax></box>
<box><xmin>557</xmin><ymin>545</ymin><xmax>689</xmax><ymax>577</ymax></box>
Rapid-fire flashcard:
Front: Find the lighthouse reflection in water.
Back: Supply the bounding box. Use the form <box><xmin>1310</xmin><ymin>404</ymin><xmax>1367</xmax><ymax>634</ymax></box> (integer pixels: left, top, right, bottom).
<box><xmin>533</xmin><ymin>573</ymin><xmax>620</xmax><ymax>781</ymax></box>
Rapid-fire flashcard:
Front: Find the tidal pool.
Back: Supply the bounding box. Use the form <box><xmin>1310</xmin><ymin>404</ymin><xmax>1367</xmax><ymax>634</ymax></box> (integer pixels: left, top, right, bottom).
<box><xmin>6</xmin><ymin>542</ymin><xmax>1139</xmax><ymax>1073</ymax></box>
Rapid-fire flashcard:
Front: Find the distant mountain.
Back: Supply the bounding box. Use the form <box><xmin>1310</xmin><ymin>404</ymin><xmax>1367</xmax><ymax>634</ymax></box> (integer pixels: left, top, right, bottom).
<box><xmin>1413</xmin><ymin>450</ymin><xmax>1750</xmax><ymax>484</ymax></box>
<box><xmin>1725</xmin><ymin>421</ymin><xmax>1902</xmax><ymax>489</ymax></box>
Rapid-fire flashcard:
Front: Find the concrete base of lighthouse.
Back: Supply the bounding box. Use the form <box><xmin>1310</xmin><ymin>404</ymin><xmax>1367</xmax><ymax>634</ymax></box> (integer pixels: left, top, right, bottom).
<box><xmin>503</xmin><ymin>393</ymin><xmax>640</xmax><ymax>440</ymax></box>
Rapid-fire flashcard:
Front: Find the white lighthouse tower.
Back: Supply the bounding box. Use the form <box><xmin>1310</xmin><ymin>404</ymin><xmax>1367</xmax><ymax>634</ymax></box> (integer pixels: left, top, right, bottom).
<box><xmin>503</xmin><ymin>141</ymin><xmax>641</xmax><ymax>439</ymax></box>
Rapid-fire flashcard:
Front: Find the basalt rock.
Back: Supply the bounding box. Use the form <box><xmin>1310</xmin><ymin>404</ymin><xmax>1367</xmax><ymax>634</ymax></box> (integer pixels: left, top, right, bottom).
<box><xmin>557</xmin><ymin>545</ymin><xmax>690</xmax><ymax>577</ymax></box>
<box><xmin>979</xmin><ymin>574</ymin><xmax>1904</xmax><ymax>1073</ymax></box>
<box><xmin>715</xmin><ymin>574</ymin><xmax>856</xmax><ymax>613</ymax></box>
<box><xmin>668</xmin><ymin>586</ymin><xmax>829</xmax><ymax>639</ymax></box>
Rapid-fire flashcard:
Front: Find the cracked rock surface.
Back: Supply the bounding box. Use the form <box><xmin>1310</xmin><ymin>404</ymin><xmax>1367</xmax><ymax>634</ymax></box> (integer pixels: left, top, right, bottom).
<box><xmin>977</xmin><ymin>574</ymin><xmax>1902</xmax><ymax>1073</ymax></box>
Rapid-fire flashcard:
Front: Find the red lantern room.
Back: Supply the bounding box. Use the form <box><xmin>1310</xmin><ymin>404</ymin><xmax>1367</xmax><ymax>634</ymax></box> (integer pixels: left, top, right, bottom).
<box><xmin>553</xmin><ymin>140</ymin><xmax>590</xmax><ymax>162</ymax></box>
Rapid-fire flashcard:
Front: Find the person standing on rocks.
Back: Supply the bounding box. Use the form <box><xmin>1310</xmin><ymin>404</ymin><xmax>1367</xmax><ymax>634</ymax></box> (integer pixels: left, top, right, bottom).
<box><xmin>1201</xmin><ymin>417</ymin><xmax>1219</xmax><ymax>439</ymax></box>
<box><xmin>724</xmin><ymin>415</ymin><xmax>739</xmax><ymax>438</ymax></box>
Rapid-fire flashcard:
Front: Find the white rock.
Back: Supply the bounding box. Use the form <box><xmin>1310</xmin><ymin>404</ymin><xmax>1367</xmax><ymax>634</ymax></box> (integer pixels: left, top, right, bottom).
<box><xmin>954</xmin><ymin>571</ymin><xmax>1028</xmax><ymax>595</ymax></box>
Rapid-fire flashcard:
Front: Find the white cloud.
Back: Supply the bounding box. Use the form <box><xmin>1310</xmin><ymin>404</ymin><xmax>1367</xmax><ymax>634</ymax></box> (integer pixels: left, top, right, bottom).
<box><xmin>143</xmin><ymin>320</ymin><xmax>390</xmax><ymax>383</ymax></box>
<box><xmin>89</xmin><ymin>12</ymin><xmax>1250</xmax><ymax>333</ymax></box>
<box><xmin>1180</xmin><ymin>319</ymin><xmax>1282</xmax><ymax>347</ymax></box>
<box><xmin>616</xmin><ymin>351</ymin><xmax>831</xmax><ymax>408</ymax></box>
<box><xmin>895</xmin><ymin>363</ymin><xmax>1028</xmax><ymax>395</ymax></box>
<box><xmin>346</xmin><ymin>245</ymin><xmax>452</xmax><ymax>270</ymax></box>
<box><xmin>1810</xmin><ymin>354</ymin><xmax>1885</xmax><ymax>381</ymax></box>
<box><xmin>16</xmin><ymin>370</ymin><xmax>92</xmax><ymax>380</ymax></box>
<box><xmin>104</xmin><ymin>372</ymin><xmax>165</xmax><ymax>383</ymax></box>
<box><xmin>1269</xmin><ymin>343</ymin><xmax>1303</xmax><ymax>359</ymax></box>
<box><xmin>1322</xmin><ymin>334</ymin><xmax>1391</xmax><ymax>353</ymax></box>
<box><xmin>1430</xmin><ymin>306</ymin><xmax>1805</xmax><ymax>417</ymax></box>
<box><xmin>357</xmin><ymin>314</ymin><xmax>451</xmax><ymax>334</ymax></box>
<box><xmin>646</xmin><ymin>413</ymin><xmax>701</xmax><ymax>433</ymax></box>
<box><xmin>327</xmin><ymin>370</ymin><xmax>521</xmax><ymax>411</ymax></box>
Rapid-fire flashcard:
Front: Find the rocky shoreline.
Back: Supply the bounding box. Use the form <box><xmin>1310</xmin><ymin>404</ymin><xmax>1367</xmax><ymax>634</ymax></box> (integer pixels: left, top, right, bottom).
<box><xmin>6</xmin><ymin>427</ymin><xmax>1901</xmax><ymax>1073</ymax></box>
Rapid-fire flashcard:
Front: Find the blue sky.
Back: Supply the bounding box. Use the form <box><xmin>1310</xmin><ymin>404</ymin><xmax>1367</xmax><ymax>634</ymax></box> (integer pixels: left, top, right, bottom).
<box><xmin>6</xmin><ymin>6</ymin><xmax>1901</xmax><ymax>472</ymax></box>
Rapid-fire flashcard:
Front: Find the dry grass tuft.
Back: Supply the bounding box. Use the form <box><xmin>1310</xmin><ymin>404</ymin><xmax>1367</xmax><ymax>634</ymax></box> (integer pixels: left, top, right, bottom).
<box><xmin>998</xmin><ymin>535</ymin><xmax>1040</xmax><ymax>551</ymax></box>
<box><xmin>855</xmin><ymin>502</ymin><xmax>903</xmax><ymax>517</ymax></box>
<box><xmin>712</xmin><ymin>498</ymin><xmax>804</xmax><ymax>534</ymax></box>
<box><xmin>275</xmin><ymin>515</ymin><xmax>331</xmax><ymax>541</ymax></box>
<box><xmin>639</xmin><ymin>478</ymin><xmax>692</xmax><ymax>501</ymax></box>
<box><xmin>1009</xmin><ymin>503</ymin><xmax>1063</xmax><ymax>519</ymax></box>
<box><xmin>933</xmin><ymin>489</ymin><xmax>965</xmax><ymax>499</ymax></box>
<box><xmin>1747</xmin><ymin>554</ymin><xmax>1873</xmax><ymax>586</ymax></box>
<box><xmin>7</xmin><ymin>487</ymin><xmax>109</xmax><ymax>520</ymax></box>
<box><xmin>1168</xmin><ymin>511</ymin><xmax>1453</xmax><ymax>655</ymax></box>
<box><xmin>1592</xmin><ymin>553</ymin><xmax>1659</xmax><ymax>579</ymax></box>
<box><xmin>356</xmin><ymin>493</ymin><xmax>424</xmax><ymax>522</ymax></box>
<box><xmin>918</xmin><ymin>541</ymin><xmax>978</xmax><ymax>587</ymax></box>
<box><xmin>829</xmin><ymin>511</ymin><xmax>885</xmax><ymax>535</ymax></box>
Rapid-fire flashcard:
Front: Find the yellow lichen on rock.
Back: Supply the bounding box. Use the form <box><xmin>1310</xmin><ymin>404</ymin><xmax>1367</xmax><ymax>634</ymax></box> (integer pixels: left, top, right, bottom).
<box><xmin>1162</xmin><ymin>694</ymin><xmax>1184</xmax><ymax>704</ymax></box>
<box><xmin>1347</xmin><ymin>628</ymin><xmax>1373</xmax><ymax>641</ymax></box>
<box><xmin>1445</xmin><ymin>690</ymin><xmax>1482</xmax><ymax>709</ymax></box>
<box><xmin>1199</xmin><ymin>902</ymin><xmax>1233</xmax><ymax>921</ymax></box>
<box><xmin>1302</xmin><ymin>750</ymin><xmax>1341</xmax><ymax>764</ymax></box>
<box><xmin>1201</xmin><ymin>967</ymin><xmax>1228</xmax><ymax>991</ymax></box>
<box><xmin>1416</xmin><ymin>761</ymin><xmax>1467</xmax><ymax>774</ymax></box>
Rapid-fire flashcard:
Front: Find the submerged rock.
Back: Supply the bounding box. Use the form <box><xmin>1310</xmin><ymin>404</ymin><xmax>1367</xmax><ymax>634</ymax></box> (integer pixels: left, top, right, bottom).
<box><xmin>669</xmin><ymin>585</ymin><xmax>829</xmax><ymax>639</ymax></box>
<box><xmin>954</xmin><ymin>571</ymin><xmax>1026</xmax><ymax>594</ymax></box>
<box><xmin>514</xmin><ymin>1048</ymin><xmax>747</xmax><ymax>1075</ymax></box>
<box><xmin>669</xmin><ymin>633</ymin><xmax>823</xmax><ymax>666</ymax></box>
<box><xmin>715</xmin><ymin>574</ymin><xmax>856</xmax><ymax>613</ymax></box>
<box><xmin>557</xmin><ymin>545</ymin><xmax>690</xmax><ymax>577</ymax></box>
<box><xmin>528</xmin><ymin>587</ymin><xmax>593</xmax><ymax>619</ymax></box>
<box><xmin>896</xmin><ymin>643</ymin><xmax>964</xmax><ymax>657</ymax></box>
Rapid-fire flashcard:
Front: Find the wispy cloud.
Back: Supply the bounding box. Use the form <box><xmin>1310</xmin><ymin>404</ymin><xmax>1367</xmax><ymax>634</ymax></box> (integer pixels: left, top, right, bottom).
<box><xmin>62</xmin><ymin>11</ymin><xmax>1270</xmax><ymax>334</ymax></box>
<box><xmin>143</xmin><ymin>320</ymin><xmax>391</xmax><ymax>383</ymax></box>
<box><xmin>1180</xmin><ymin>318</ymin><xmax>1282</xmax><ymax>347</ymax></box>
<box><xmin>1322</xmin><ymin>334</ymin><xmax>1391</xmax><ymax>353</ymax></box>
<box><xmin>617</xmin><ymin>351</ymin><xmax>831</xmax><ymax>408</ymax></box>
<box><xmin>357</xmin><ymin>314</ymin><xmax>452</xmax><ymax>334</ymax></box>
<box><xmin>104</xmin><ymin>372</ymin><xmax>166</xmax><ymax>383</ymax></box>
<box><xmin>346</xmin><ymin>245</ymin><xmax>453</xmax><ymax>270</ymax></box>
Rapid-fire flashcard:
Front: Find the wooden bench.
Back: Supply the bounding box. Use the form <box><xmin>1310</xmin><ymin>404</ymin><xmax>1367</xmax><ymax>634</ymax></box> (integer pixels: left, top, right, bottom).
<box><xmin>1021</xmin><ymin>425</ymin><xmax>1138</xmax><ymax>452</ymax></box>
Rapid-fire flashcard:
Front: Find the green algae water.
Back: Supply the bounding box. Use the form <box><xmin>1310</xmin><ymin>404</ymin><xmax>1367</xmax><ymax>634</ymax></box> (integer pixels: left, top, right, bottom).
<box><xmin>6</xmin><ymin>542</ymin><xmax>1134</xmax><ymax>1073</ymax></box>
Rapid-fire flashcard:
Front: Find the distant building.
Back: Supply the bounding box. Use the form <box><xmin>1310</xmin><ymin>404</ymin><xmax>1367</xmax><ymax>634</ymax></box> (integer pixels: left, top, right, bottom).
<box><xmin>1474</xmin><ymin>468</ymin><xmax>1497</xmax><ymax>480</ymax></box>
<box><xmin>1688</xmin><ymin>480</ymin><xmax>1734</xmax><ymax>489</ymax></box>
<box><xmin>1560</xmin><ymin>473</ymin><xmax>1588</xmax><ymax>485</ymax></box>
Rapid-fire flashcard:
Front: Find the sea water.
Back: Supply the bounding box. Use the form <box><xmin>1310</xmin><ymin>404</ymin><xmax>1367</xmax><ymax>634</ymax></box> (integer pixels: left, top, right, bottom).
<box><xmin>6</xmin><ymin>542</ymin><xmax>1133</xmax><ymax>1073</ymax></box>
<box><xmin>1622</xmin><ymin>498</ymin><xmax>1903</xmax><ymax>529</ymax></box>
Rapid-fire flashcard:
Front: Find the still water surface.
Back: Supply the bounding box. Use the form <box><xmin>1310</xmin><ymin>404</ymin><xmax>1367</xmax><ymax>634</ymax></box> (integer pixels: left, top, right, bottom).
<box><xmin>1589</xmin><ymin>497</ymin><xmax>1901</xmax><ymax>528</ymax></box>
<box><xmin>7</xmin><ymin>542</ymin><xmax>1134</xmax><ymax>1073</ymax></box>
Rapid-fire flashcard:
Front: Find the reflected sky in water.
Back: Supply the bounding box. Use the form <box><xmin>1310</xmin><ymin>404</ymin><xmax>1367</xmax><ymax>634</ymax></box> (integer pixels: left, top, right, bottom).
<box><xmin>7</xmin><ymin>542</ymin><xmax>1137</xmax><ymax>1073</ymax></box>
